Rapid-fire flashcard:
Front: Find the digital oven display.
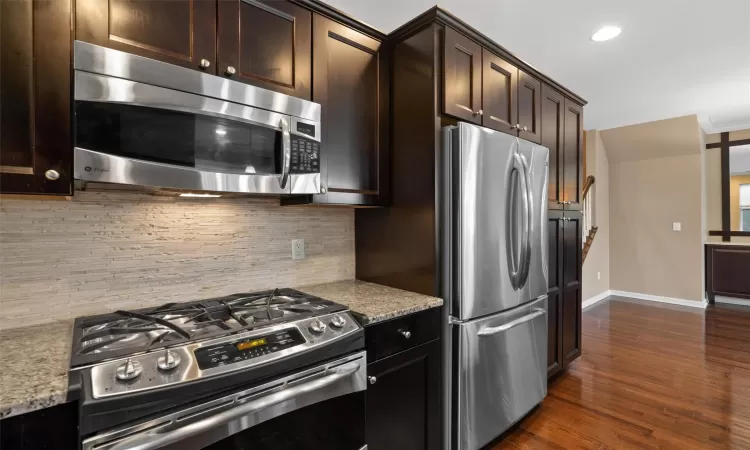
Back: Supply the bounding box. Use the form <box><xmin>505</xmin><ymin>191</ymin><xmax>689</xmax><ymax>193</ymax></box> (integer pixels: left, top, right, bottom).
<box><xmin>237</xmin><ymin>338</ymin><xmax>267</xmax><ymax>351</ymax></box>
<box><xmin>296</xmin><ymin>122</ymin><xmax>316</xmax><ymax>138</ymax></box>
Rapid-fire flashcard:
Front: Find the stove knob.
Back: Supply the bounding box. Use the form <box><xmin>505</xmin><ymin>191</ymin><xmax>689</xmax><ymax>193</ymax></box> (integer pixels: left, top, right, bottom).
<box><xmin>330</xmin><ymin>314</ymin><xmax>346</xmax><ymax>329</ymax></box>
<box><xmin>309</xmin><ymin>319</ymin><xmax>326</xmax><ymax>334</ymax></box>
<box><xmin>157</xmin><ymin>349</ymin><xmax>181</xmax><ymax>371</ymax></box>
<box><xmin>115</xmin><ymin>358</ymin><xmax>143</xmax><ymax>381</ymax></box>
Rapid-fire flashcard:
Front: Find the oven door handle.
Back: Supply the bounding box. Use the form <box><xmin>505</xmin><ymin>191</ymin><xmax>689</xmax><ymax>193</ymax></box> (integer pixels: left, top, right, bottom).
<box><xmin>106</xmin><ymin>362</ymin><xmax>362</xmax><ymax>450</ymax></box>
<box><xmin>279</xmin><ymin>116</ymin><xmax>291</xmax><ymax>189</ymax></box>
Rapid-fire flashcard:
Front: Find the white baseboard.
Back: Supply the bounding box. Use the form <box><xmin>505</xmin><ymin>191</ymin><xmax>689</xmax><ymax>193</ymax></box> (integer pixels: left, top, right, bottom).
<box><xmin>715</xmin><ymin>295</ymin><xmax>750</xmax><ymax>306</ymax></box>
<box><xmin>582</xmin><ymin>290</ymin><xmax>612</xmax><ymax>309</ymax></box>
<box><xmin>609</xmin><ymin>290</ymin><xmax>707</xmax><ymax>309</ymax></box>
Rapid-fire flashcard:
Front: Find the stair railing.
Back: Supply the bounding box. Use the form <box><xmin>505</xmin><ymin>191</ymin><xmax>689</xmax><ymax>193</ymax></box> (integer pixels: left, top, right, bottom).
<box><xmin>582</xmin><ymin>175</ymin><xmax>596</xmax><ymax>250</ymax></box>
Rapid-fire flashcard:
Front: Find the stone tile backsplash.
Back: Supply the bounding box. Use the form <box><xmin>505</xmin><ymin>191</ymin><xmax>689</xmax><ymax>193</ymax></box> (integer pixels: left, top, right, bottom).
<box><xmin>0</xmin><ymin>191</ymin><xmax>354</xmax><ymax>329</ymax></box>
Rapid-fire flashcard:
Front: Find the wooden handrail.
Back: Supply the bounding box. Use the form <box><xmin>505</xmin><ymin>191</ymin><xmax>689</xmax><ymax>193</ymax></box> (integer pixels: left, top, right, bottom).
<box><xmin>582</xmin><ymin>175</ymin><xmax>596</xmax><ymax>200</ymax></box>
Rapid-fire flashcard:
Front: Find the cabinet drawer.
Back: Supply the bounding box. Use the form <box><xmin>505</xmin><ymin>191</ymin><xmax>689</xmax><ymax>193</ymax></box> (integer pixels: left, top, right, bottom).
<box><xmin>365</xmin><ymin>307</ymin><xmax>441</xmax><ymax>362</ymax></box>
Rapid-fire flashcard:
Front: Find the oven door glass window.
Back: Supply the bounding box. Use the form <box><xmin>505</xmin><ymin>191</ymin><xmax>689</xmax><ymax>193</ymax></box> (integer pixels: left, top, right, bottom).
<box><xmin>75</xmin><ymin>102</ymin><xmax>282</xmax><ymax>176</ymax></box>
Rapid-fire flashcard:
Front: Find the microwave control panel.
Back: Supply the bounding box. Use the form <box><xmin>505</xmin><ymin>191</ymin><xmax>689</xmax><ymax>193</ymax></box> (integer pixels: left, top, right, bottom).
<box><xmin>290</xmin><ymin>135</ymin><xmax>320</xmax><ymax>174</ymax></box>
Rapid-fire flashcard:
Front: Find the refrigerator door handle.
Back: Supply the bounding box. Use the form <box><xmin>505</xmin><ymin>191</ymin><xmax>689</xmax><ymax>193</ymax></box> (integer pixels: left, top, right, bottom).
<box><xmin>511</xmin><ymin>151</ymin><xmax>531</xmax><ymax>289</ymax></box>
<box><xmin>477</xmin><ymin>308</ymin><xmax>546</xmax><ymax>336</ymax></box>
<box><xmin>505</xmin><ymin>147</ymin><xmax>522</xmax><ymax>289</ymax></box>
<box><xmin>518</xmin><ymin>152</ymin><xmax>533</xmax><ymax>288</ymax></box>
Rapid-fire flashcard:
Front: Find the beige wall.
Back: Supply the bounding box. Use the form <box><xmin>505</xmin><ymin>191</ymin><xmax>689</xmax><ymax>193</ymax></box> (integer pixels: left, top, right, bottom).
<box><xmin>582</xmin><ymin>131</ymin><xmax>610</xmax><ymax>301</ymax></box>
<box><xmin>705</xmin><ymin>129</ymin><xmax>750</xmax><ymax>244</ymax></box>
<box><xmin>609</xmin><ymin>154</ymin><xmax>703</xmax><ymax>301</ymax></box>
<box><xmin>0</xmin><ymin>192</ymin><xmax>355</xmax><ymax>329</ymax></box>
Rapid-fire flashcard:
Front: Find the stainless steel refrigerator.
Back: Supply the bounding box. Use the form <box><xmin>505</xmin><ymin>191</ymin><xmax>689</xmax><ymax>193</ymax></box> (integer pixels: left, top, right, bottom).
<box><xmin>442</xmin><ymin>122</ymin><xmax>549</xmax><ymax>450</ymax></box>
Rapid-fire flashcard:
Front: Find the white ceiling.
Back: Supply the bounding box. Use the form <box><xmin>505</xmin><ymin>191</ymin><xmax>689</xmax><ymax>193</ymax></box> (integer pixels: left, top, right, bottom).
<box><xmin>321</xmin><ymin>0</ymin><xmax>750</xmax><ymax>133</ymax></box>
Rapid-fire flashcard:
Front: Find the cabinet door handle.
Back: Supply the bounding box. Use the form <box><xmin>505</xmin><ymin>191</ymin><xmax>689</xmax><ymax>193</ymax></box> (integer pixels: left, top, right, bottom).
<box><xmin>368</xmin><ymin>376</ymin><xmax>377</xmax><ymax>385</ymax></box>
<box><xmin>225</xmin><ymin>66</ymin><xmax>236</xmax><ymax>76</ymax></box>
<box><xmin>400</xmin><ymin>330</ymin><xmax>411</xmax><ymax>339</ymax></box>
<box><xmin>199</xmin><ymin>59</ymin><xmax>211</xmax><ymax>69</ymax></box>
<box><xmin>522</xmin><ymin>126</ymin><xmax>528</xmax><ymax>132</ymax></box>
<box><xmin>45</xmin><ymin>170</ymin><xmax>60</xmax><ymax>180</ymax></box>
<box><xmin>473</xmin><ymin>109</ymin><xmax>483</xmax><ymax>116</ymax></box>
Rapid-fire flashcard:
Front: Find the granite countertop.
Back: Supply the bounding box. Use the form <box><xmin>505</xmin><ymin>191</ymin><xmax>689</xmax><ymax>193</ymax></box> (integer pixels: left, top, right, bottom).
<box><xmin>300</xmin><ymin>280</ymin><xmax>443</xmax><ymax>325</ymax></box>
<box><xmin>0</xmin><ymin>320</ymin><xmax>73</xmax><ymax>419</ymax></box>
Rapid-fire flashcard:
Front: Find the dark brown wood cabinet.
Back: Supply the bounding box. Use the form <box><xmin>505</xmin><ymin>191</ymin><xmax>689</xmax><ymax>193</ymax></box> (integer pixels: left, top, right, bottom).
<box><xmin>547</xmin><ymin>210</ymin><xmax>565</xmax><ymax>377</ymax></box>
<box><xmin>443</xmin><ymin>27</ymin><xmax>482</xmax><ymax>124</ymax></box>
<box><xmin>443</xmin><ymin>28</ymin><xmax>543</xmax><ymax>143</ymax></box>
<box><xmin>542</xmin><ymin>84</ymin><xmax>584</xmax><ymax>211</ymax></box>
<box><xmin>547</xmin><ymin>210</ymin><xmax>582</xmax><ymax>376</ymax></box>
<box><xmin>365</xmin><ymin>308</ymin><xmax>442</xmax><ymax>450</ymax></box>
<box><xmin>481</xmin><ymin>48</ymin><xmax>517</xmax><ymax>133</ymax></box>
<box><xmin>285</xmin><ymin>14</ymin><xmax>389</xmax><ymax>206</ymax></box>
<box><xmin>217</xmin><ymin>0</ymin><xmax>312</xmax><ymax>99</ymax></box>
<box><xmin>542</xmin><ymin>84</ymin><xmax>565</xmax><ymax>210</ymax></box>
<box><xmin>0</xmin><ymin>0</ymin><xmax>73</xmax><ymax>195</ymax></box>
<box><xmin>76</xmin><ymin>0</ymin><xmax>217</xmax><ymax>72</ymax></box>
<box><xmin>706</xmin><ymin>244</ymin><xmax>750</xmax><ymax>303</ymax></box>
<box><xmin>517</xmin><ymin>70</ymin><xmax>541</xmax><ymax>144</ymax></box>
<box><xmin>563</xmin><ymin>99</ymin><xmax>584</xmax><ymax>210</ymax></box>
<box><xmin>561</xmin><ymin>211</ymin><xmax>583</xmax><ymax>364</ymax></box>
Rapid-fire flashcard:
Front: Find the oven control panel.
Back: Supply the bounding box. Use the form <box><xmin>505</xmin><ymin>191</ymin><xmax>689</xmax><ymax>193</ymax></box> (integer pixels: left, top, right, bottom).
<box><xmin>87</xmin><ymin>312</ymin><xmax>362</xmax><ymax>399</ymax></box>
<box><xmin>290</xmin><ymin>135</ymin><xmax>320</xmax><ymax>174</ymax></box>
<box><xmin>195</xmin><ymin>328</ymin><xmax>306</xmax><ymax>370</ymax></box>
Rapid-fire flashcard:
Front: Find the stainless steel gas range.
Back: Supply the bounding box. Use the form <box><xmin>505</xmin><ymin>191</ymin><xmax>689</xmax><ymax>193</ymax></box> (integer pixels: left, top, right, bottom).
<box><xmin>68</xmin><ymin>289</ymin><xmax>367</xmax><ymax>450</ymax></box>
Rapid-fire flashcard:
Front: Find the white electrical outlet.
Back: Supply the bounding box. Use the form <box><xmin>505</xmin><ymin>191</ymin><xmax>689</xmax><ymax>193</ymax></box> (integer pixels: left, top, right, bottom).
<box><xmin>291</xmin><ymin>239</ymin><xmax>305</xmax><ymax>260</ymax></box>
<box><xmin>597</xmin><ymin>272</ymin><xmax>601</xmax><ymax>280</ymax></box>
<box><xmin>673</xmin><ymin>222</ymin><xmax>681</xmax><ymax>231</ymax></box>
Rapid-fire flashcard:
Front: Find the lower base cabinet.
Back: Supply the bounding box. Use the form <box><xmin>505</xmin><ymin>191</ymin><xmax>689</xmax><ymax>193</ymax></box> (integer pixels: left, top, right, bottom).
<box><xmin>366</xmin><ymin>340</ymin><xmax>441</xmax><ymax>450</ymax></box>
<box><xmin>364</xmin><ymin>308</ymin><xmax>442</xmax><ymax>450</ymax></box>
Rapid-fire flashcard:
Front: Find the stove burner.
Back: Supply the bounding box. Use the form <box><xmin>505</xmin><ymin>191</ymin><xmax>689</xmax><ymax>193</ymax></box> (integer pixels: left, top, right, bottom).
<box><xmin>250</xmin><ymin>309</ymin><xmax>284</xmax><ymax>321</ymax></box>
<box><xmin>72</xmin><ymin>288</ymin><xmax>341</xmax><ymax>367</ymax></box>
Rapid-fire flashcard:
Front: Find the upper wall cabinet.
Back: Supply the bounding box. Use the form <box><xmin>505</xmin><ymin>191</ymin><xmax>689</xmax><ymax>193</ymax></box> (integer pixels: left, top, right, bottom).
<box><xmin>444</xmin><ymin>27</ymin><xmax>482</xmax><ymax>124</ymax></box>
<box><xmin>562</xmin><ymin>99</ymin><xmax>584</xmax><ymax>210</ymax></box>
<box><xmin>443</xmin><ymin>27</ymin><xmax>542</xmax><ymax>143</ymax></box>
<box><xmin>76</xmin><ymin>0</ymin><xmax>217</xmax><ymax>73</ymax></box>
<box><xmin>284</xmin><ymin>14</ymin><xmax>389</xmax><ymax>206</ymax></box>
<box><xmin>0</xmin><ymin>0</ymin><xmax>72</xmax><ymax>195</ymax></box>
<box><xmin>217</xmin><ymin>0</ymin><xmax>312</xmax><ymax>99</ymax></box>
<box><xmin>541</xmin><ymin>84</ymin><xmax>584</xmax><ymax>211</ymax></box>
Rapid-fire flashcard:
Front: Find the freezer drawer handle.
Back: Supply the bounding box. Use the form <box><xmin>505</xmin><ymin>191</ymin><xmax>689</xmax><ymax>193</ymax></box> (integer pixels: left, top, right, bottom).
<box><xmin>477</xmin><ymin>308</ymin><xmax>546</xmax><ymax>336</ymax></box>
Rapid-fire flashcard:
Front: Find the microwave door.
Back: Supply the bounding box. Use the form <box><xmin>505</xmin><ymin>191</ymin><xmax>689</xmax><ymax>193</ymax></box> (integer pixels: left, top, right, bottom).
<box><xmin>74</xmin><ymin>72</ymin><xmax>299</xmax><ymax>195</ymax></box>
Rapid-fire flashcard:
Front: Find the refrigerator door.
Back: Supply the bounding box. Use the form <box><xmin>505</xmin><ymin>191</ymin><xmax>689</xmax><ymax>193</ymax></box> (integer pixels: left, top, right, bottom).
<box><xmin>451</xmin><ymin>123</ymin><xmax>523</xmax><ymax>320</ymax></box>
<box><xmin>516</xmin><ymin>140</ymin><xmax>550</xmax><ymax>303</ymax></box>
<box><xmin>453</xmin><ymin>296</ymin><xmax>547</xmax><ymax>450</ymax></box>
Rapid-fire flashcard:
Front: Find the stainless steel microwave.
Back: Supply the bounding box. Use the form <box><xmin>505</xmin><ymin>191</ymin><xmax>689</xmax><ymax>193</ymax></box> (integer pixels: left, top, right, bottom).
<box><xmin>73</xmin><ymin>41</ymin><xmax>321</xmax><ymax>195</ymax></box>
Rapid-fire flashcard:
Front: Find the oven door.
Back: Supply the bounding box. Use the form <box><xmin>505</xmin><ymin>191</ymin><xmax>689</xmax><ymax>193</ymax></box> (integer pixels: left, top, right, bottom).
<box><xmin>82</xmin><ymin>352</ymin><xmax>367</xmax><ymax>450</ymax></box>
<box><xmin>73</xmin><ymin>71</ymin><xmax>321</xmax><ymax>195</ymax></box>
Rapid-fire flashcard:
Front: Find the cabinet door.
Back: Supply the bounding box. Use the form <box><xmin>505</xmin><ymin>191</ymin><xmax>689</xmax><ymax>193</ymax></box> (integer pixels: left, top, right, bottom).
<box><xmin>481</xmin><ymin>49</ymin><xmax>517</xmax><ymax>134</ymax></box>
<box><xmin>547</xmin><ymin>210</ymin><xmax>564</xmax><ymax>378</ymax></box>
<box><xmin>308</xmin><ymin>14</ymin><xmax>388</xmax><ymax>206</ymax></box>
<box><xmin>542</xmin><ymin>84</ymin><xmax>565</xmax><ymax>210</ymax></box>
<box><xmin>561</xmin><ymin>211</ymin><xmax>582</xmax><ymax>365</ymax></box>
<box><xmin>443</xmin><ymin>27</ymin><xmax>482</xmax><ymax>123</ymax></box>
<box><xmin>217</xmin><ymin>0</ymin><xmax>311</xmax><ymax>99</ymax></box>
<box><xmin>76</xmin><ymin>0</ymin><xmax>216</xmax><ymax>72</ymax></box>
<box><xmin>563</xmin><ymin>99</ymin><xmax>584</xmax><ymax>210</ymax></box>
<box><xmin>517</xmin><ymin>70</ymin><xmax>542</xmax><ymax>144</ymax></box>
<box><xmin>0</xmin><ymin>0</ymin><xmax>72</xmax><ymax>195</ymax></box>
<box><xmin>366</xmin><ymin>340</ymin><xmax>441</xmax><ymax>450</ymax></box>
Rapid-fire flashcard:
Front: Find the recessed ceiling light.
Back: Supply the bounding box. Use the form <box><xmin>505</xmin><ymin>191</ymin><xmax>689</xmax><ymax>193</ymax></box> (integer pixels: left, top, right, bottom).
<box><xmin>591</xmin><ymin>26</ymin><xmax>621</xmax><ymax>42</ymax></box>
<box><xmin>179</xmin><ymin>193</ymin><xmax>222</xmax><ymax>198</ymax></box>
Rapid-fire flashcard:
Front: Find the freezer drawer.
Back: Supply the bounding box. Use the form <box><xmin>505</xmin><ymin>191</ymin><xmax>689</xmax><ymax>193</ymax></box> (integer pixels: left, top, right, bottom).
<box><xmin>453</xmin><ymin>296</ymin><xmax>547</xmax><ymax>450</ymax></box>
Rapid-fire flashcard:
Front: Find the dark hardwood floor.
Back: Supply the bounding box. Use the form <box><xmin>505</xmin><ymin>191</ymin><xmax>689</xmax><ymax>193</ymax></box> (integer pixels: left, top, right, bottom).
<box><xmin>490</xmin><ymin>296</ymin><xmax>750</xmax><ymax>449</ymax></box>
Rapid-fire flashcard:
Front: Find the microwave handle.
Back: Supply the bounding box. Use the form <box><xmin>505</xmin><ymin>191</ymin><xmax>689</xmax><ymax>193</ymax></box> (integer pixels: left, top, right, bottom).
<box><xmin>279</xmin><ymin>117</ymin><xmax>291</xmax><ymax>189</ymax></box>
